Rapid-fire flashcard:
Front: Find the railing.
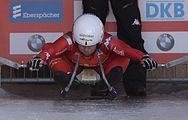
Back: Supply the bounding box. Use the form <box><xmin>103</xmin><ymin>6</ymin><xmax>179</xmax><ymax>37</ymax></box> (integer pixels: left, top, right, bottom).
<box><xmin>147</xmin><ymin>64</ymin><xmax>188</xmax><ymax>83</ymax></box>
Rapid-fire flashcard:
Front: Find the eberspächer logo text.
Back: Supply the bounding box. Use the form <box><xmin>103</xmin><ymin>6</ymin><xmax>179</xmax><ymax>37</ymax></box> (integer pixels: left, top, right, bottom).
<box><xmin>10</xmin><ymin>1</ymin><xmax>63</xmax><ymax>22</ymax></box>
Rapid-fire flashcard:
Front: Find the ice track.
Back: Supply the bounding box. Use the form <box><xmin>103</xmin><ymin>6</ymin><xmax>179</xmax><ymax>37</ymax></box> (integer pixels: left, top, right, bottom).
<box><xmin>0</xmin><ymin>83</ymin><xmax>188</xmax><ymax>120</ymax></box>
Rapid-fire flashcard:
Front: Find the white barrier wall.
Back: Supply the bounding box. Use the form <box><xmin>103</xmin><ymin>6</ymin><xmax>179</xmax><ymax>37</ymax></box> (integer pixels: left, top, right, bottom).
<box><xmin>0</xmin><ymin>0</ymin><xmax>188</xmax><ymax>63</ymax></box>
<box><xmin>139</xmin><ymin>0</ymin><xmax>188</xmax><ymax>62</ymax></box>
<box><xmin>0</xmin><ymin>0</ymin><xmax>73</xmax><ymax>63</ymax></box>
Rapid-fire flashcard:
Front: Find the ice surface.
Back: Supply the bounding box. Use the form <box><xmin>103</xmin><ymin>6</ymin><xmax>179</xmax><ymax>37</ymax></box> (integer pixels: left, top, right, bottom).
<box><xmin>0</xmin><ymin>83</ymin><xmax>188</xmax><ymax>120</ymax></box>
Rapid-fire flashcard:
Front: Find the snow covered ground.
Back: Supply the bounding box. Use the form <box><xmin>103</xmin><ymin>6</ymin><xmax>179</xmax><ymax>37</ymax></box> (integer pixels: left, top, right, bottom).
<box><xmin>0</xmin><ymin>83</ymin><xmax>188</xmax><ymax>120</ymax></box>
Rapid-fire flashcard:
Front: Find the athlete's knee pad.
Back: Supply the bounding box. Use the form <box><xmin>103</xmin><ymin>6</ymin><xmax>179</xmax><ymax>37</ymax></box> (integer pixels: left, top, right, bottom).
<box><xmin>106</xmin><ymin>66</ymin><xmax>123</xmax><ymax>85</ymax></box>
<box><xmin>54</xmin><ymin>71</ymin><xmax>80</xmax><ymax>89</ymax></box>
<box><xmin>91</xmin><ymin>66</ymin><xmax>123</xmax><ymax>97</ymax></box>
<box><xmin>54</xmin><ymin>71</ymin><xmax>71</xmax><ymax>87</ymax></box>
<box><xmin>92</xmin><ymin>66</ymin><xmax>123</xmax><ymax>91</ymax></box>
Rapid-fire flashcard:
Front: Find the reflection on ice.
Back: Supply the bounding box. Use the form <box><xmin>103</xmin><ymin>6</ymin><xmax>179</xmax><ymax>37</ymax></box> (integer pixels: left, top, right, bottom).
<box><xmin>0</xmin><ymin>83</ymin><xmax>188</xmax><ymax>120</ymax></box>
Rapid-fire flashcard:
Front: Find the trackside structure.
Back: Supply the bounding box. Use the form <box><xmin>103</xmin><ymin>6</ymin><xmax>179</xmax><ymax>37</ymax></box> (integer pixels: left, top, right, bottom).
<box><xmin>1</xmin><ymin>56</ymin><xmax>188</xmax><ymax>84</ymax></box>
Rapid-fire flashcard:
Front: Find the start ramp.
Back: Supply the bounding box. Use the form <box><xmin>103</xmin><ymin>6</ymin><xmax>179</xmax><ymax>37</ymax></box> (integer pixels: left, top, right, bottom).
<box><xmin>1</xmin><ymin>56</ymin><xmax>188</xmax><ymax>84</ymax></box>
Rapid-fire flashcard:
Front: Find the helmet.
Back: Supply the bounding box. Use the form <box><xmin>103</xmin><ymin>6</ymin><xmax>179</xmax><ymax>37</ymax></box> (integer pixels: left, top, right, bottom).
<box><xmin>73</xmin><ymin>14</ymin><xmax>104</xmax><ymax>46</ymax></box>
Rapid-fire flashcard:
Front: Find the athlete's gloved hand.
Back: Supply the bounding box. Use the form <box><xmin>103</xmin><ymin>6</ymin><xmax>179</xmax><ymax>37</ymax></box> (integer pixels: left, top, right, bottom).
<box><xmin>142</xmin><ymin>55</ymin><xmax>158</xmax><ymax>69</ymax></box>
<box><xmin>27</xmin><ymin>56</ymin><xmax>43</xmax><ymax>70</ymax></box>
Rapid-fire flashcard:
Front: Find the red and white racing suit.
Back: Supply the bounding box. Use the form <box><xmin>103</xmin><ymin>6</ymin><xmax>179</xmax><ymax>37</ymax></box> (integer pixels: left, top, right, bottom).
<box><xmin>37</xmin><ymin>32</ymin><xmax>144</xmax><ymax>75</ymax></box>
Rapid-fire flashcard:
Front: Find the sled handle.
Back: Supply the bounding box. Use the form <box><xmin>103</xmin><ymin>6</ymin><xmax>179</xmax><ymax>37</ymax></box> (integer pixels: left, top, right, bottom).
<box><xmin>158</xmin><ymin>55</ymin><xmax>188</xmax><ymax>68</ymax></box>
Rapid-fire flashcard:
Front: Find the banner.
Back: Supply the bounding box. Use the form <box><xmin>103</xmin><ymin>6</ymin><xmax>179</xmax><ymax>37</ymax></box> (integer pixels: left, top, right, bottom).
<box><xmin>10</xmin><ymin>32</ymin><xmax>63</xmax><ymax>54</ymax></box>
<box><xmin>139</xmin><ymin>0</ymin><xmax>188</xmax><ymax>21</ymax></box>
<box><xmin>139</xmin><ymin>0</ymin><xmax>188</xmax><ymax>62</ymax></box>
<box><xmin>10</xmin><ymin>0</ymin><xmax>63</xmax><ymax>22</ymax></box>
<box><xmin>0</xmin><ymin>0</ymin><xmax>73</xmax><ymax>63</ymax></box>
<box><xmin>0</xmin><ymin>0</ymin><xmax>188</xmax><ymax>63</ymax></box>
